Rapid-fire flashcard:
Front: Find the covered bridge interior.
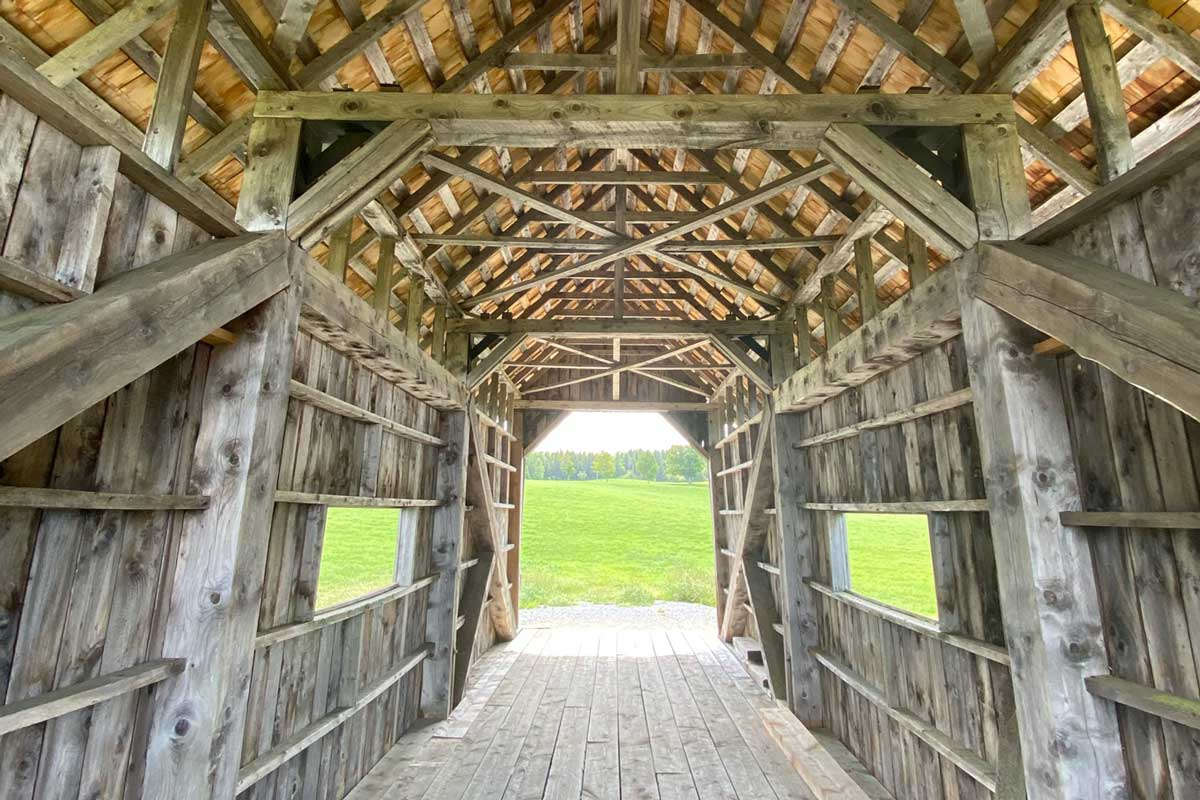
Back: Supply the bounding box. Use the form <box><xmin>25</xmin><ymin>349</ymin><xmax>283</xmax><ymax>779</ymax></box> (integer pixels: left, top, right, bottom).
<box><xmin>2</xmin><ymin>0</ymin><xmax>1200</xmax><ymax>797</ymax></box>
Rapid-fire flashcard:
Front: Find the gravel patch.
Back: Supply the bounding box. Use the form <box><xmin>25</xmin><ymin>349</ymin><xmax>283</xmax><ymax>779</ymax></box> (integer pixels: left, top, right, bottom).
<box><xmin>519</xmin><ymin>601</ymin><xmax>717</xmax><ymax>631</ymax></box>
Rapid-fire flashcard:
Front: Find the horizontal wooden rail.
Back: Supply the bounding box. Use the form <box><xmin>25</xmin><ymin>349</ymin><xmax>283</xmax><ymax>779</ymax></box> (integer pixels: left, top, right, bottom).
<box><xmin>0</xmin><ymin>658</ymin><xmax>184</xmax><ymax>736</ymax></box>
<box><xmin>1062</xmin><ymin>511</ymin><xmax>1200</xmax><ymax>529</ymax></box>
<box><xmin>255</xmin><ymin>575</ymin><xmax>438</xmax><ymax>648</ymax></box>
<box><xmin>274</xmin><ymin>491</ymin><xmax>441</xmax><ymax>508</ymax></box>
<box><xmin>482</xmin><ymin>453</ymin><xmax>517</xmax><ymax>472</ymax></box>
<box><xmin>794</xmin><ymin>388</ymin><xmax>974</xmax><ymax>449</ymax></box>
<box><xmin>236</xmin><ymin>644</ymin><xmax>432</xmax><ymax>792</ymax></box>
<box><xmin>813</xmin><ymin>649</ymin><xmax>997</xmax><ymax>791</ymax></box>
<box><xmin>475</xmin><ymin>408</ymin><xmax>515</xmax><ymax>440</ymax></box>
<box><xmin>714</xmin><ymin>411</ymin><xmax>763</xmax><ymax>449</ymax></box>
<box><xmin>0</xmin><ymin>486</ymin><xmax>208</xmax><ymax>510</ymax></box>
<box><xmin>1085</xmin><ymin>675</ymin><xmax>1200</xmax><ymax>731</ymax></box>
<box><xmin>716</xmin><ymin>459</ymin><xmax>753</xmax><ymax>477</ymax></box>
<box><xmin>807</xmin><ymin>580</ymin><xmax>1009</xmax><ymax>665</ymax></box>
<box><xmin>718</xmin><ymin>507</ymin><xmax>777</xmax><ymax>516</ymax></box>
<box><xmin>458</xmin><ymin>557</ymin><xmax>480</xmax><ymax>572</ymax></box>
<box><xmin>803</xmin><ymin>500</ymin><xmax>990</xmax><ymax>513</ymax></box>
<box><xmin>289</xmin><ymin>379</ymin><xmax>446</xmax><ymax>446</ymax></box>
<box><xmin>758</xmin><ymin>561</ymin><xmax>780</xmax><ymax>576</ymax></box>
<box><xmin>493</xmin><ymin>501</ymin><xmax>516</xmax><ymax>510</ymax></box>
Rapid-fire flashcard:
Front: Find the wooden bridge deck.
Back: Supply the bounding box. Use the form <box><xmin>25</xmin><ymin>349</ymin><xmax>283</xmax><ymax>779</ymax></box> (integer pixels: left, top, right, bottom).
<box><xmin>345</xmin><ymin>626</ymin><xmax>816</xmax><ymax>799</ymax></box>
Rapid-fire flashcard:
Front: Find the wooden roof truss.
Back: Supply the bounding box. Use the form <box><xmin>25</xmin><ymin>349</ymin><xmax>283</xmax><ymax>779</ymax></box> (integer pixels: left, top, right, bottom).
<box><xmin>5</xmin><ymin>0</ymin><xmax>1200</xmax><ymax>400</ymax></box>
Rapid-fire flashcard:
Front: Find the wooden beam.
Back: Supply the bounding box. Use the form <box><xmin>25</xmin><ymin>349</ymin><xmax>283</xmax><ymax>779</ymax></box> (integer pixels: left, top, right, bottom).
<box><xmin>450</xmin><ymin>318</ymin><xmax>782</xmax><ymax>336</ymax></box>
<box><xmin>514</xmin><ymin>399</ymin><xmax>712</xmax><ymax>411</ymax></box>
<box><xmin>1085</xmin><ymin>675</ymin><xmax>1200</xmax><ymax>732</ymax></box>
<box><xmin>293</xmin><ymin>0</ymin><xmax>426</xmax><ymax>86</ymax></box>
<box><xmin>235</xmin><ymin>118</ymin><xmax>302</xmax><ymax>231</ymax></box>
<box><xmin>833</xmin><ymin>0</ymin><xmax>972</xmax><ymax>91</ymax></box>
<box><xmin>0</xmin><ymin>35</ymin><xmax>238</xmax><ymax>234</ymax></box>
<box><xmin>423</xmin><ymin>152</ymin><xmax>617</xmax><ymax>238</ymax></box>
<box><xmin>1101</xmin><ymin>0</ymin><xmax>1200</xmax><ymax>78</ymax></box>
<box><xmin>719</xmin><ymin>405</ymin><xmax>776</xmax><ymax>640</ymax></box>
<box><xmin>682</xmin><ymin>0</ymin><xmax>818</xmax><ymax>93</ymax></box>
<box><xmin>615</xmin><ymin>0</ymin><xmax>640</xmax><ymax>92</ymax></box>
<box><xmin>1067</xmin><ymin>1</ymin><xmax>1135</xmax><ymax>182</ymax></box>
<box><xmin>467</xmin><ymin>334</ymin><xmax>527</xmax><ymax>389</ymax></box>
<box><xmin>522</xmin><ymin>170</ymin><xmax>725</xmax><ymax>185</ymax></box>
<box><xmin>36</xmin><ymin>0</ymin><xmax>181</xmax><ymax>87</ymax></box>
<box><xmin>300</xmin><ymin>260</ymin><xmax>469</xmax><ymax>409</ymax></box>
<box><xmin>142</xmin><ymin>0</ymin><xmax>210</xmax><ymax>170</ymax></box>
<box><xmin>770</xmin><ymin>411</ymin><xmax>824</xmax><ymax>722</ymax></box>
<box><xmin>290</xmin><ymin>121</ymin><xmax>435</xmax><ymax>245</ymax></box>
<box><xmin>819</xmin><ymin>123</ymin><xmax>978</xmax><ymax>258</ymax></box>
<box><xmin>422</xmin><ymin>410</ymin><xmax>468</xmax><ymax>718</ymax></box>
<box><xmin>796</xmin><ymin>201</ymin><xmax>892</xmax><ymax>303</ymax></box>
<box><xmin>208</xmin><ymin>0</ymin><xmax>294</xmax><ymax>90</ymax></box>
<box><xmin>970</xmin><ymin>241</ymin><xmax>1200</xmax><ymax>421</ymax></box>
<box><xmin>523</xmin><ymin>340</ymin><xmax>710</xmax><ymax>395</ymax></box>
<box><xmin>776</xmin><ymin>262</ymin><xmax>962</xmax><ymax>412</ymax></box>
<box><xmin>709</xmin><ymin>333</ymin><xmax>772</xmax><ymax>394</ymax></box>
<box><xmin>471</xmin><ymin>161</ymin><xmax>832</xmax><ymax>307</ymax></box>
<box><xmin>953</xmin><ymin>0</ymin><xmax>997</xmax><ymax>66</ymax></box>
<box><xmin>502</xmin><ymin>51</ymin><xmax>765</xmax><ymax>72</ymax></box>
<box><xmin>962</xmin><ymin>122</ymin><xmax>1032</xmax><ymax>240</ymax></box>
<box><xmin>465</xmin><ymin>418</ymin><xmax>516</xmax><ymax>639</ymax></box>
<box><xmin>254</xmin><ymin>92</ymin><xmax>1015</xmax><ymax>143</ymax></box>
<box><xmin>957</xmin><ymin>247</ymin><xmax>1129</xmax><ymax>799</ymax></box>
<box><xmin>971</xmin><ymin>0</ymin><xmax>1073</xmax><ymax>93</ymax></box>
<box><xmin>0</xmin><ymin>659</ymin><xmax>184</xmax><ymax>736</ymax></box>
<box><xmin>0</xmin><ymin>234</ymin><xmax>293</xmax><ymax>463</ymax></box>
<box><xmin>141</xmin><ymin>249</ymin><xmax>303</xmax><ymax>800</ymax></box>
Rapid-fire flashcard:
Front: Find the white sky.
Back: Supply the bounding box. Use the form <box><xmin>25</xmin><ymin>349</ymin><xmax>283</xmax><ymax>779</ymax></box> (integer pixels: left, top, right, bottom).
<box><xmin>533</xmin><ymin>411</ymin><xmax>688</xmax><ymax>452</ymax></box>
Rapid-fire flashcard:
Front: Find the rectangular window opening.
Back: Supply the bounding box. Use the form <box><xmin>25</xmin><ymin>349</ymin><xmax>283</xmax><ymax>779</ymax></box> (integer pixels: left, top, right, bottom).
<box><xmin>844</xmin><ymin>513</ymin><xmax>938</xmax><ymax>620</ymax></box>
<box><xmin>315</xmin><ymin>507</ymin><xmax>402</xmax><ymax>610</ymax></box>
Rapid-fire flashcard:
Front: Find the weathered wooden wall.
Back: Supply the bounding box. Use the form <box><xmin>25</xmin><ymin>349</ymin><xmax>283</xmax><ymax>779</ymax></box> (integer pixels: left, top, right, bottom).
<box><xmin>787</xmin><ymin>337</ymin><xmax>1010</xmax><ymax>800</ymax></box>
<box><xmin>0</xmin><ymin>96</ymin><xmax>215</xmax><ymax>800</ymax></box>
<box><xmin>0</xmin><ymin>93</ymin><xmax>475</xmax><ymax>800</ymax></box>
<box><xmin>1038</xmin><ymin>160</ymin><xmax>1200</xmax><ymax>800</ymax></box>
<box><xmin>236</xmin><ymin>332</ymin><xmax>442</xmax><ymax>800</ymax></box>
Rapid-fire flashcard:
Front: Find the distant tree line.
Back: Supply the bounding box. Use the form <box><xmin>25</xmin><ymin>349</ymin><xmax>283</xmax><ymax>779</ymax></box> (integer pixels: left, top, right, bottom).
<box><xmin>525</xmin><ymin>446</ymin><xmax>707</xmax><ymax>483</ymax></box>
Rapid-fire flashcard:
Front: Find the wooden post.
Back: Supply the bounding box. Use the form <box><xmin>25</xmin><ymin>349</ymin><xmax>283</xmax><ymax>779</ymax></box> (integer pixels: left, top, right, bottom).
<box><xmin>140</xmin><ymin>246</ymin><xmax>304</xmax><ymax>800</ymax></box>
<box><xmin>958</xmin><ymin>120</ymin><xmax>1127</xmax><ymax>799</ymax></box>
<box><xmin>506</xmin><ymin>410</ymin><xmax>525</xmax><ymax>626</ymax></box>
<box><xmin>962</xmin><ymin>122</ymin><xmax>1032</xmax><ymax>241</ymax></box>
<box><xmin>771</xmin><ymin>411</ymin><xmax>824</xmax><ymax>724</ymax></box>
<box><xmin>771</xmin><ymin>305</ymin><xmax>796</xmax><ymax>386</ymax></box>
<box><xmin>406</xmin><ymin>277</ymin><xmax>424</xmax><ymax>341</ymax></box>
<box><xmin>958</xmin><ymin>249</ymin><xmax>1128</xmax><ymax>799</ymax></box>
<box><xmin>1067</xmin><ymin>1</ymin><xmax>1135</xmax><ymax>182</ymax></box>
<box><xmin>431</xmin><ymin>304</ymin><xmax>447</xmax><ymax>362</ymax></box>
<box><xmin>142</xmin><ymin>0</ymin><xmax>210</xmax><ymax>170</ymax></box>
<box><xmin>903</xmin><ymin>226</ymin><xmax>928</xmax><ymax>286</ymax></box>
<box><xmin>852</xmin><ymin>238</ymin><xmax>878</xmax><ymax>322</ymax></box>
<box><xmin>373</xmin><ymin>235</ymin><xmax>395</xmax><ymax>318</ymax></box>
<box><xmin>326</xmin><ymin>218</ymin><xmax>352</xmax><ymax>279</ymax></box>
<box><xmin>820</xmin><ymin>275</ymin><xmax>842</xmax><ymax>347</ymax></box>
<box><xmin>446</xmin><ymin>331</ymin><xmax>469</xmax><ymax>377</ymax></box>
<box><xmin>421</xmin><ymin>409</ymin><xmax>469</xmax><ymax>719</ymax></box>
<box><xmin>234</xmin><ymin>117</ymin><xmax>301</xmax><ymax>231</ymax></box>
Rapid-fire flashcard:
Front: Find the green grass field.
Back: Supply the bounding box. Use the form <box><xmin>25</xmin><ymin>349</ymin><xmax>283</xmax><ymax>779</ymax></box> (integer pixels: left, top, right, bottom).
<box><xmin>316</xmin><ymin>507</ymin><xmax>402</xmax><ymax>609</ymax></box>
<box><xmin>844</xmin><ymin>513</ymin><xmax>937</xmax><ymax>618</ymax></box>
<box><xmin>314</xmin><ymin>481</ymin><xmax>937</xmax><ymax>618</ymax></box>
<box><xmin>521</xmin><ymin>478</ymin><xmax>715</xmax><ymax>607</ymax></box>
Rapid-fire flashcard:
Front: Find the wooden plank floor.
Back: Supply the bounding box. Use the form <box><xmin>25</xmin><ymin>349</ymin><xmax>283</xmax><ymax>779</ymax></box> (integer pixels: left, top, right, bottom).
<box><xmin>347</xmin><ymin>626</ymin><xmax>815</xmax><ymax>800</ymax></box>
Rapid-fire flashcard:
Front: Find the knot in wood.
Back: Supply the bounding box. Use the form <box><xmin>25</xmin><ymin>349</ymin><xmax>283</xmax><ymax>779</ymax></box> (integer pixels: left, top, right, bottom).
<box><xmin>340</xmin><ymin>99</ymin><xmax>362</xmax><ymax>114</ymax></box>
